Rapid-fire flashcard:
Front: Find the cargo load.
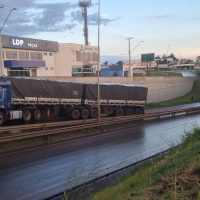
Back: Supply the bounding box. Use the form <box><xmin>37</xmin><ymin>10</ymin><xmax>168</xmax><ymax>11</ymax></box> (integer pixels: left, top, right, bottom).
<box><xmin>9</xmin><ymin>77</ymin><xmax>84</xmax><ymax>103</ymax></box>
<box><xmin>84</xmin><ymin>83</ymin><xmax>147</xmax><ymax>103</ymax></box>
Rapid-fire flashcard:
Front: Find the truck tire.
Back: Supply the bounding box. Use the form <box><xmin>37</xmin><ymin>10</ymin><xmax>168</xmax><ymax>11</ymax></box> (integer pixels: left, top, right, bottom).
<box><xmin>134</xmin><ymin>107</ymin><xmax>144</xmax><ymax>115</ymax></box>
<box><xmin>23</xmin><ymin>110</ymin><xmax>32</xmax><ymax>123</ymax></box>
<box><xmin>0</xmin><ymin>112</ymin><xmax>4</xmax><ymax>125</ymax></box>
<box><xmin>71</xmin><ymin>108</ymin><xmax>80</xmax><ymax>120</ymax></box>
<box><xmin>33</xmin><ymin>109</ymin><xmax>42</xmax><ymax>121</ymax></box>
<box><xmin>115</xmin><ymin>108</ymin><xmax>124</xmax><ymax>116</ymax></box>
<box><xmin>81</xmin><ymin>108</ymin><xmax>89</xmax><ymax>119</ymax></box>
<box><xmin>125</xmin><ymin>108</ymin><xmax>133</xmax><ymax>115</ymax></box>
<box><xmin>104</xmin><ymin>106</ymin><xmax>114</xmax><ymax>116</ymax></box>
<box><xmin>90</xmin><ymin>108</ymin><xmax>98</xmax><ymax>118</ymax></box>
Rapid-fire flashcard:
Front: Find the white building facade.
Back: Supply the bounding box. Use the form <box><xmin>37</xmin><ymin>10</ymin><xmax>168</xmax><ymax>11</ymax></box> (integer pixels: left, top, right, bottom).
<box><xmin>0</xmin><ymin>35</ymin><xmax>98</xmax><ymax>77</ymax></box>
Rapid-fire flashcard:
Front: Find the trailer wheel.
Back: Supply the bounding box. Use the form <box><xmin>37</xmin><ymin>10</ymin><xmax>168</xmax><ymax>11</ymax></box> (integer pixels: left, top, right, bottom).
<box><xmin>81</xmin><ymin>109</ymin><xmax>89</xmax><ymax>119</ymax></box>
<box><xmin>0</xmin><ymin>112</ymin><xmax>4</xmax><ymax>125</ymax></box>
<box><xmin>115</xmin><ymin>108</ymin><xmax>124</xmax><ymax>116</ymax></box>
<box><xmin>90</xmin><ymin>108</ymin><xmax>98</xmax><ymax>118</ymax></box>
<box><xmin>134</xmin><ymin>107</ymin><xmax>144</xmax><ymax>115</ymax></box>
<box><xmin>33</xmin><ymin>109</ymin><xmax>42</xmax><ymax>121</ymax></box>
<box><xmin>71</xmin><ymin>108</ymin><xmax>80</xmax><ymax>120</ymax></box>
<box><xmin>125</xmin><ymin>108</ymin><xmax>133</xmax><ymax>115</ymax></box>
<box><xmin>104</xmin><ymin>106</ymin><xmax>114</xmax><ymax>116</ymax></box>
<box><xmin>23</xmin><ymin>110</ymin><xmax>32</xmax><ymax>123</ymax></box>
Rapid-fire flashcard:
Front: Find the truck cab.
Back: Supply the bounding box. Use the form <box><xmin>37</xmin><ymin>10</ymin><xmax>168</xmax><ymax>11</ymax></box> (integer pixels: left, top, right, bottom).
<box><xmin>0</xmin><ymin>86</ymin><xmax>11</xmax><ymax>109</ymax></box>
<box><xmin>0</xmin><ymin>78</ymin><xmax>12</xmax><ymax>124</ymax></box>
<box><xmin>0</xmin><ymin>78</ymin><xmax>11</xmax><ymax>109</ymax></box>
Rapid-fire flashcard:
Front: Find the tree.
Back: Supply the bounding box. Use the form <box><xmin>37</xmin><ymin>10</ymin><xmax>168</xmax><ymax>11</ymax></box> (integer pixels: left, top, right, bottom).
<box><xmin>116</xmin><ymin>61</ymin><xmax>124</xmax><ymax>66</ymax></box>
<box><xmin>104</xmin><ymin>61</ymin><xmax>109</xmax><ymax>66</ymax></box>
<box><xmin>169</xmin><ymin>53</ymin><xmax>178</xmax><ymax>64</ymax></box>
<box><xmin>195</xmin><ymin>56</ymin><xmax>200</xmax><ymax>67</ymax></box>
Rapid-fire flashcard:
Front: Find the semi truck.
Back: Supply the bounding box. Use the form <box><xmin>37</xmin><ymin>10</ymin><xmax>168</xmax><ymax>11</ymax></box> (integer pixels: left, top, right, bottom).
<box><xmin>0</xmin><ymin>77</ymin><xmax>148</xmax><ymax>125</ymax></box>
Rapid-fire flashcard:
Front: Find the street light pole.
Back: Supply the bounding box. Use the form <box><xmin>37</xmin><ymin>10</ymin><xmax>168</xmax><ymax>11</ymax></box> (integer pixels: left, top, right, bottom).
<box><xmin>97</xmin><ymin>0</ymin><xmax>101</xmax><ymax>122</ymax></box>
<box><xmin>125</xmin><ymin>37</ymin><xmax>133</xmax><ymax>77</ymax></box>
<box><xmin>130</xmin><ymin>40</ymin><xmax>144</xmax><ymax>75</ymax></box>
<box><xmin>0</xmin><ymin>8</ymin><xmax>16</xmax><ymax>76</ymax></box>
<box><xmin>130</xmin><ymin>40</ymin><xmax>144</xmax><ymax>54</ymax></box>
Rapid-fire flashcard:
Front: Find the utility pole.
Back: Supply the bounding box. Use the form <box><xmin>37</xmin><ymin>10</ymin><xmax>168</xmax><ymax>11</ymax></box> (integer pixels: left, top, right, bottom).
<box><xmin>97</xmin><ymin>0</ymin><xmax>100</xmax><ymax>122</ymax></box>
<box><xmin>125</xmin><ymin>37</ymin><xmax>133</xmax><ymax>77</ymax></box>
<box><xmin>130</xmin><ymin>40</ymin><xmax>144</xmax><ymax>76</ymax></box>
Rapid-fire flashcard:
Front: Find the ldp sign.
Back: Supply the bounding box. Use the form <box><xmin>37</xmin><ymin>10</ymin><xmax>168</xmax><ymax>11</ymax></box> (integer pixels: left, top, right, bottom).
<box><xmin>12</xmin><ymin>38</ymin><xmax>24</xmax><ymax>46</ymax></box>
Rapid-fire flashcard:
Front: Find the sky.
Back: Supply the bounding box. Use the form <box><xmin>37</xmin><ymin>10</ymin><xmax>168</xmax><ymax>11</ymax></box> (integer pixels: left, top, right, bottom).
<box><xmin>0</xmin><ymin>0</ymin><xmax>200</xmax><ymax>62</ymax></box>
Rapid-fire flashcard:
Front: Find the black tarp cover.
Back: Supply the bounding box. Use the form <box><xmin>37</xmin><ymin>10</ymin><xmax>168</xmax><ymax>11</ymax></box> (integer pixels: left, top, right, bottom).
<box><xmin>9</xmin><ymin>78</ymin><xmax>84</xmax><ymax>100</ymax></box>
<box><xmin>85</xmin><ymin>83</ymin><xmax>148</xmax><ymax>101</ymax></box>
<box><xmin>3</xmin><ymin>78</ymin><xmax>147</xmax><ymax>102</ymax></box>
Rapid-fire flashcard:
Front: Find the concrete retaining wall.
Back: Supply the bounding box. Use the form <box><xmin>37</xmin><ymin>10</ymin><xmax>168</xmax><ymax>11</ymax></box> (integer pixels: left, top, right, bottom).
<box><xmin>44</xmin><ymin>76</ymin><xmax>197</xmax><ymax>103</ymax></box>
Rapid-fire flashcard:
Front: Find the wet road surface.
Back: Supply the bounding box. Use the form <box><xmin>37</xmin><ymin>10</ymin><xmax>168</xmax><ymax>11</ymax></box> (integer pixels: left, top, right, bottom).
<box><xmin>180</xmin><ymin>70</ymin><xmax>197</xmax><ymax>77</ymax></box>
<box><xmin>0</xmin><ymin>108</ymin><xmax>200</xmax><ymax>200</ymax></box>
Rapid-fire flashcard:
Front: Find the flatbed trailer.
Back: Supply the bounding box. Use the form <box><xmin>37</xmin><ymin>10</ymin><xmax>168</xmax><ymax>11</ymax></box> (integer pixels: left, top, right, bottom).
<box><xmin>0</xmin><ymin>77</ymin><xmax>148</xmax><ymax>124</ymax></box>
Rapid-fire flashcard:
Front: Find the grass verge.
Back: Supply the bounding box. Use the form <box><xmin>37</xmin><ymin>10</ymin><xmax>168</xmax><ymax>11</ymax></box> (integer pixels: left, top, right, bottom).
<box><xmin>89</xmin><ymin>128</ymin><xmax>200</xmax><ymax>200</ymax></box>
<box><xmin>133</xmin><ymin>71</ymin><xmax>182</xmax><ymax>77</ymax></box>
<box><xmin>147</xmin><ymin>71</ymin><xmax>182</xmax><ymax>77</ymax></box>
<box><xmin>146</xmin><ymin>79</ymin><xmax>200</xmax><ymax>109</ymax></box>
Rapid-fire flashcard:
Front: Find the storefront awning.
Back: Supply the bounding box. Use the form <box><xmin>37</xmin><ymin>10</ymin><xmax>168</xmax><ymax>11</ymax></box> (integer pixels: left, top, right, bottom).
<box><xmin>4</xmin><ymin>60</ymin><xmax>46</xmax><ymax>68</ymax></box>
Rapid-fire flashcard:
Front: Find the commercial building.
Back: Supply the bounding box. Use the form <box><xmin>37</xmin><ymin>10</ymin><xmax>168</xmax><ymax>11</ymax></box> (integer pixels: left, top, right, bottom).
<box><xmin>100</xmin><ymin>63</ymin><xmax>124</xmax><ymax>77</ymax></box>
<box><xmin>0</xmin><ymin>35</ymin><xmax>98</xmax><ymax>77</ymax></box>
<box><xmin>55</xmin><ymin>43</ymin><xmax>98</xmax><ymax>77</ymax></box>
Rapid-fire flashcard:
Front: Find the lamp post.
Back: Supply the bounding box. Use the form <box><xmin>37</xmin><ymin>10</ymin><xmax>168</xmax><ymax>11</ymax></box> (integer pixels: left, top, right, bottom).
<box><xmin>125</xmin><ymin>37</ymin><xmax>134</xmax><ymax>77</ymax></box>
<box><xmin>97</xmin><ymin>0</ymin><xmax>101</xmax><ymax>122</ymax></box>
<box><xmin>130</xmin><ymin>40</ymin><xmax>144</xmax><ymax>75</ymax></box>
<box><xmin>0</xmin><ymin>8</ymin><xmax>16</xmax><ymax>76</ymax></box>
<box><xmin>130</xmin><ymin>40</ymin><xmax>144</xmax><ymax>54</ymax></box>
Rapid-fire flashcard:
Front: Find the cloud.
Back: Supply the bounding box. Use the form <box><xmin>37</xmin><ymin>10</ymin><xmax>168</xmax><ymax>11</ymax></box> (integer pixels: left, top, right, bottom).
<box><xmin>1</xmin><ymin>0</ymin><xmax>35</xmax><ymax>8</ymax></box>
<box><xmin>71</xmin><ymin>10</ymin><xmax>118</xmax><ymax>26</ymax></box>
<box><xmin>70</xmin><ymin>10</ymin><xmax>83</xmax><ymax>23</ymax></box>
<box><xmin>190</xmin><ymin>17</ymin><xmax>200</xmax><ymax>22</ymax></box>
<box><xmin>88</xmin><ymin>12</ymin><xmax>118</xmax><ymax>26</ymax></box>
<box><xmin>149</xmin><ymin>14</ymin><xmax>171</xmax><ymax>19</ymax></box>
<box><xmin>1</xmin><ymin>0</ymin><xmax>117</xmax><ymax>36</ymax></box>
<box><xmin>34</xmin><ymin>3</ymin><xmax>73</xmax><ymax>32</ymax></box>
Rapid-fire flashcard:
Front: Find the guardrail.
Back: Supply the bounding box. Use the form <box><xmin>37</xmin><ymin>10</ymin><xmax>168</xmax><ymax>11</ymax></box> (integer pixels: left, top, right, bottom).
<box><xmin>0</xmin><ymin>106</ymin><xmax>200</xmax><ymax>144</ymax></box>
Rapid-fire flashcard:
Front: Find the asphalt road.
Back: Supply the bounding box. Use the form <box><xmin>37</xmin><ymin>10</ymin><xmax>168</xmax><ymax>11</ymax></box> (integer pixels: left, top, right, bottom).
<box><xmin>180</xmin><ymin>70</ymin><xmax>197</xmax><ymax>77</ymax></box>
<box><xmin>0</xmin><ymin>104</ymin><xmax>200</xmax><ymax>200</ymax></box>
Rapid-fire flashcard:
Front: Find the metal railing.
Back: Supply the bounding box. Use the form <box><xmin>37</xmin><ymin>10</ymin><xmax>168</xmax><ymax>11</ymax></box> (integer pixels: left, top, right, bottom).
<box><xmin>0</xmin><ymin>106</ymin><xmax>200</xmax><ymax>143</ymax></box>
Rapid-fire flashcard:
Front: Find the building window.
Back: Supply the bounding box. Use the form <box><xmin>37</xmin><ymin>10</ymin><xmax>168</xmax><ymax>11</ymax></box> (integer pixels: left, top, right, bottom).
<box><xmin>45</xmin><ymin>67</ymin><xmax>48</xmax><ymax>70</ymax></box>
<box><xmin>7</xmin><ymin>68</ymin><xmax>30</xmax><ymax>77</ymax></box>
<box><xmin>44</xmin><ymin>53</ymin><xmax>47</xmax><ymax>56</ymax></box>
<box><xmin>0</xmin><ymin>51</ymin><xmax>5</xmax><ymax>59</ymax></box>
<box><xmin>5</xmin><ymin>50</ymin><xmax>18</xmax><ymax>59</ymax></box>
<box><xmin>92</xmin><ymin>52</ymin><xmax>98</xmax><ymax>62</ymax></box>
<box><xmin>75</xmin><ymin>51</ymin><xmax>82</xmax><ymax>62</ymax></box>
<box><xmin>72</xmin><ymin>67</ymin><xmax>82</xmax><ymax>77</ymax></box>
<box><xmin>30</xmin><ymin>52</ymin><xmax>43</xmax><ymax>60</ymax></box>
<box><xmin>50</xmin><ymin>67</ymin><xmax>54</xmax><ymax>70</ymax></box>
<box><xmin>19</xmin><ymin>51</ymin><xmax>29</xmax><ymax>60</ymax></box>
<box><xmin>0</xmin><ymin>50</ymin><xmax>4</xmax><ymax>59</ymax></box>
<box><xmin>31</xmin><ymin>69</ymin><xmax>37</xmax><ymax>77</ymax></box>
<box><xmin>49</xmin><ymin>53</ymin><xmax>53</xmax><ymax>56</ymax></box>
<box><xmin>82</xmin><ymin>52</ymin><xmax>91</xmax><ymax>63</ymax></box>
